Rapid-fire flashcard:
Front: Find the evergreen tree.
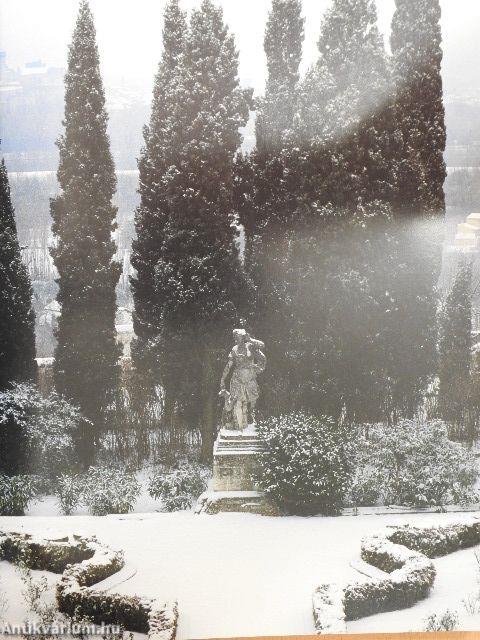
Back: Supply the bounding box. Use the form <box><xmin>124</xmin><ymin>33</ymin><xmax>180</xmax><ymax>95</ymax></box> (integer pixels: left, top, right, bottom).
<box><xmin>51</xmin><ymin>0</ymin><xmax>120</xmax><ymax>462</ymax></box>
<box><xmin>233</xmin><ymin>0</ymin><xmax>305</xmax><ymax>414</ymax></box>
<box><xmin>391</xmin><ymin>0</ymin><xmax>446</xmax><ymax>215</ymax></box>
<box><xmin>438</xmin><ymin>260</ymin><xmax>473</xmax><ymax>436</ymax></box>
<box><xmin>237</xmin><ymin>0</ymin><xmax>304</xmax><ymax>243</ymax></box>
<box><xmin>134</xmin><ymin>0</ymin><xmax>251</xmax><ymax>461</ymax></box>
<box><xmin>131</xmin><ymin>0</ymin><xmax>187</xmax><ymax>383</ymax></box>
<box><xmin>255</xmin><ymin>0</ymin><xmax>304</xmax><ymax>156</ymax></box>
<box><xmin>0</xmin><ymin>159</ymin><xmax>36</xmax><ymax>390</ymax></box>
<box><xmin>296</xmin><ymin>0</ymin><xmax>393</xmax><ymax>207</ymax></box>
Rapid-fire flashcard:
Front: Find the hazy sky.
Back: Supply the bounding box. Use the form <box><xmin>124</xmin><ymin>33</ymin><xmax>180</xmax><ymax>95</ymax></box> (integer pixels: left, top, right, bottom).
<box><xmin>1</xmin><ymin>0</ymin><xmax>480</xmax><ymax>98</ymax></box>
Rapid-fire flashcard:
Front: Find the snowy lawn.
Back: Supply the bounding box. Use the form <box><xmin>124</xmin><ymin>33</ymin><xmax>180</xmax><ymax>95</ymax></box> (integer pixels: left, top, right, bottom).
<box><xmin>0</xmin><ymin>511</ymin><xmax>479</xmax><ymax>639</ymax></box>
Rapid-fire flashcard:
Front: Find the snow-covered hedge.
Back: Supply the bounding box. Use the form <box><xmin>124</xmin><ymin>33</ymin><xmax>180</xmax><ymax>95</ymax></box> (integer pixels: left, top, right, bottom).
<box><xmin>313</xmin><ymin>517</ymin><xmax>480</xmax><ymax>634</ymax></box>
<box><xmin>0</xmin><ymin>531</ymin><xmax>93</xmax><ymax>573</ymax></box>
<box><xmin>0</xmin><ymin>531</ymin><xmax>178</xmax><ymax>640</ymax></box>
<box><xmin>388</xmin><ymin>520</ymin><xmax>480</xmax><ymax>558</ymax></box>
<box><xmin>256</xmin><ymin>413</ymin><xmax>353</xmax><ymax>515</ymax></box>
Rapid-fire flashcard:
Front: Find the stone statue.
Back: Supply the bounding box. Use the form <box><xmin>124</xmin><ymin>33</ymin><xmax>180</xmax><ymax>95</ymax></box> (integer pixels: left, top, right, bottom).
<box><xmin>219</xmin><ymin>329</ymin><xmax>266</xmax><ymax>431</ymax></box>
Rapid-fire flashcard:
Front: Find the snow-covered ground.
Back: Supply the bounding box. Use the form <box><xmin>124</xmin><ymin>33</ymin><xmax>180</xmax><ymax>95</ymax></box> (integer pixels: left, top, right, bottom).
<box><xmin>0</xmin><ymin>561</ymin><xmax>57</xmax><ymax>629</ymax></box>
<box><xmin>348</xmin><ymin>541</ymin><xmax>480</xmax><ymax>633</ymax></box>
<box><xmin>1</xmin><ymin>511</ymin><xmax>480</xmax><ymax>638</ymax></box>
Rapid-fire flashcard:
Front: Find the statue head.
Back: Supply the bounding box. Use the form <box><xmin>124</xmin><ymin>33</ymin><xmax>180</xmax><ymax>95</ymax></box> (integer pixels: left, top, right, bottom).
<box><xmin>233</xmin><ymin>328</ymin><xmax>249</xmax><ymax>345</ymax></box>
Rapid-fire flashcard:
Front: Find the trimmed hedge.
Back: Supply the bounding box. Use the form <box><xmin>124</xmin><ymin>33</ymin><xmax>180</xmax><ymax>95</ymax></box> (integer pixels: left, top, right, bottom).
<box><xmin>312</xmin><ymin>517</ymin><xmax>480</xmax><ymax>634</ymax></box>
<box><xmin>0</xmin><ymin>531</ymin><xmax>178</xmax><ymax>640</ymax></box>
<box><xmin>389</xmin><ymin>521</ymin><xmax>480</xmax><ymax>558</ymax></box>
<box><xmin>0</xmin><ymin>532</ymin><xmax>92</xmax><ymax>573</ymax></box>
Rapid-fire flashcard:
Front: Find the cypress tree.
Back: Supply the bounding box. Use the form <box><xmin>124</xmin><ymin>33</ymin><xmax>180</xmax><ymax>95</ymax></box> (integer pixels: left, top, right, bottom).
<box><xmin>438</xmin><ymin>260</ymin><xmax>473</xmax><ymax>436</ymax></box>
<box><xmin>131</xmin><ymin>0</ymin><xmax>187</xmax><ymax>383</ymax></box>
<box><xmin>235</xmin><ymin>0</ymin><xmax>305</xmax><ymax>414</ymax></box>
<box><xmin>0</xmin><ymin>159</ymin><xmax>36</xmax><ymax>390</ymax></box>
<box><xmin>255</xmin><ymin>0</ymin><xmax>304</xmax><ymax>156</ymax></box>
<box><xmin>51</xmin><ymin>0</ymin><xmax>120</xmax><ymax>461</ymax></box>
<box><xmin>391</xmin><ymin>0</ymin><xmax>446</xmax><ymax>215</ymax></box>
<box><xmin>297</xmin><ymin>0</ymin><xmax>393</xmax><ymax>208</ymax></box>
<box><xmin>135</xmin><ymin>0</ymin><xmax>251</xmax><ymax>461</ymax></box>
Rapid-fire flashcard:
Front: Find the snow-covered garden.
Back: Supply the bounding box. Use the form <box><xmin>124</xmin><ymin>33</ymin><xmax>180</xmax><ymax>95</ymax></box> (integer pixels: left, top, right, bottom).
<box><xmin>1</xmin><ymin>512</ymin><xmax>480</xmax><ymax>638</ymax></box>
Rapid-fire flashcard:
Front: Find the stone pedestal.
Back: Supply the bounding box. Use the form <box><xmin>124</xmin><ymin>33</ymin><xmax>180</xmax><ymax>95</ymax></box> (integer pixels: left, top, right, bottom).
<box><xmin>195</xmin><ymin>427</ymin><xmax>280</xmax><ymax>516</ymax></box>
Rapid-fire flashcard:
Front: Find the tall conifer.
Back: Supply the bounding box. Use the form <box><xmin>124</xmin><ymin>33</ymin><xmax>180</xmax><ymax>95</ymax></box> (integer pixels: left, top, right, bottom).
<box><xmin>0</xmin><ymin>160</ymin><xmax>36</xmax><ymax>390</ymax></box>
<box><xmin>391</xmin><ymin>0</ymin><xmax>446</xmax><ymax>215</ymax></box>
<box><xmin>51</xmin><ymin>1</ymin><xmax>120</xmax><ymax>460</ymax></box>
<box><xmin>297</xmin><ymin>0</ymin><xmax>393</xmax><ymax>207</ymax></box>
<box><xmin>255</xmin><ymin>0</ymin><xmax>304</xmax><ymax>156</ymax></box>
<box><xmin>438</xmin><ymin>260</ymin><xmax>473</xmax><ymax>434</ymax></box>
<box><xmin>131</xmin><ymin>0</ymin><xmax>188</xmax><ymax>382</ymax></box>
<box><xmin>133</xmin><ymin>0</ymin><xmax>251</xmax><ymax>461</ymax></box>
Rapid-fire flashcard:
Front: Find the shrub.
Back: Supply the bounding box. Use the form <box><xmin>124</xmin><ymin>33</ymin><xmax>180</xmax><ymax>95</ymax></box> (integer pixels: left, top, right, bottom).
<box><xmin>256</xmin><ymin>413</ymin><xmax>353</xmax><ymax>515</ymax></box>
<box><xmin>313</xmin><ymin>518</ymin><xmax>480</xmax><ymax>633</ymax></box>
<box><xmin>82</xmin><ymin>467</ymin><xmax>140</xmax><ymax>516</ymax></box>
<box><xmin>0</xmin><ymin>474</ymin><xmax>39</xmax><ymax>515</ymax></box>
<box><xmin>424</xmin><ymin>610</ymin><xmax>459</xmax><ymax>632</ymax></box>
<box><xmin>347</xmin><ymin>465</ymin><xmax>382</xmax><ymax>507</ymax></box>
<box><xmin>56</xmin><ymin>473</ymin><xmax>83</xmax><ymax>515</ymax></box>
<box><xmin>148</xmin><ymin>462</ymin><xmax>209</xmax><ymax>511</ymax></box>
<box><xmin>0</xmin><ymin>383</ymin><xmax>84</xmax><ymax>480</ymax></box>
<box><xmin>347</xmin><ymin>420</ymin><xmax>479</xmax><ymax>508</ymax></box>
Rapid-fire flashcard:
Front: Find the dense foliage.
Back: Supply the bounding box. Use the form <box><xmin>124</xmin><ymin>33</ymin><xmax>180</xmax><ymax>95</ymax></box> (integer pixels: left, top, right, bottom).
<box><xmin>236</xmin><ymin>0</ymin><xmax>444</xmax><ymax>427</ymax></box>
<box><xmin>348</xmin><ymin>420</ymin><xmax>479</xmax><ymax>508</ymax></box>
<box><xmin>132</xmin><ymin>0</ymin><xmax>252</xmax><ymax>461</ymax></box>
<box><xmin>0</xmin><ymin>474</ymin><xmax>39</xmax><ymax>515</ymax></box>
<box><xmin>51</xmin><ymin>0</ymin><xmax>121</xmax><ymax>465</ymax></box>
<box><xmin>0</xmin><ymin>383</ymin><xmax>82</xmax><ymax>480</ymax></box>
<box><xmin>148</xmin><ymin>462</ymin><xmax>209</xmax><ymax>511</ymax></box>
<box><xmin>0</xmin><ymin>159</ymin><xmax>36</xmax><ymax>391</ymax></box>
<box><xmin>438</xmin><ymin>260</ymin><xmax>474</xmax><ymax>437</ymax></box>
<box><xmin>55</xmin><ymin>473</ymin><xmax>83</xmax><ymax>515</ymax></box>
<box><xmin>255</xmin><ymin>0</ymin><xmax>304</xmax><ymax>156</ymax></box>
<box><xmin>82</xmin><ymin>466</ymin><xmax>140</xmax><ymax>515</ymax></box>
<box><xmin>391</xmin><ymin>0</ymin><xmax>446</xmax><ymax>216</ymax></box>
<box><xmin>256</xmin><ymin>413</ymin><xmax>353</xmax><ymax>515</ymax></box>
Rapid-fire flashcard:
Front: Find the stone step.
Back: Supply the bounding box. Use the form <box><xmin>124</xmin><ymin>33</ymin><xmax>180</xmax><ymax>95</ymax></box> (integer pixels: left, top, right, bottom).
<box><xmin>195</xmin><ymin>491</ymin><xmax>281</xmax><ymax>516</ymax></box>
<box><xmin>215</xmin><ymin>446</ymin><xmax>265</xmax><ymax>454</ymax></box>
<box><xmin>216</xmin><ymin>441</ymin><xmax>264</xmax><ymax>450</ymax></box>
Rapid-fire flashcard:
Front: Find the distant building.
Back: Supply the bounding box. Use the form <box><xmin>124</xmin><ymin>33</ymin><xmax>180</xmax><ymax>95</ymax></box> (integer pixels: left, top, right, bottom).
<box><xmin>0</xmin><ymin>52</ymin><xmax>65</xmax><ymax>171</ymax></box>
<box><xmin>454</xmin><ymin>212</ymin><xmax>480</xmax><ymax>251</ymax></box>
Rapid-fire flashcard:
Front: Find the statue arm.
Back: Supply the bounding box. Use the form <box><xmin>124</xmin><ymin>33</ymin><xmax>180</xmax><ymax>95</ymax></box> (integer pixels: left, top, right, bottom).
<box><xmin>255</xmin><ymin>350</ymin><xmax>266</xmax><ymax>373</ymax></box>
<box><xmin>220</xmin><ymin>357</ymin><xmax>233</xmax><ymax>390</ymax></box>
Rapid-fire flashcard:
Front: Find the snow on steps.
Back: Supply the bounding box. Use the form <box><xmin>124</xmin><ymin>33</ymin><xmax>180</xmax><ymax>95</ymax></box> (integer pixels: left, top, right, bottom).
<box><xmin>312</xmin><ymin>516</ymin><xmax>480</xmax><ymax>634</ymax></box>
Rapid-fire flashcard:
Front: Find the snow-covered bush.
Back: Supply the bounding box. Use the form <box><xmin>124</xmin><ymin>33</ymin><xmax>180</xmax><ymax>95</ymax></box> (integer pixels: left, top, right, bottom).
<box><xmin>0</xmin><ymin>474</ymin><xmax>39</xmax><ymax>515</ymax></box>
<box><xmin>148</xmin><ymin>462</ymin><xmax>209</xmax><ymax>511</ymax></box>
<box><xmin>313</xmin><ymin>518</ymin><xmax>480</xmax><ymax>633</ymax></box>
<box><xmin>389</xmin><ymin>521</ymin><xmax>480</xmax><ymax>557</ymax></box>
<box><xmin>56</xmin><ymin>473</ymin><xmax>83</xmax><ymax>515</ymax></box>
<box><xmin>347</xmin><ymin>420</ymin><xmax>478</xmax><ymax>508</ymax></box>
<box><xmin>82</xmin><ymin>467</ymin><xmax>140</xmax><ymax>516</ymax></box>
<box><xmin>0</xmin><ymin>383</ymin><xmax>84</xmax><ymax>481</ymax></box>
<box><xmin>256</xmin><ymin>413</ymin><xmax>353</xmax><ymax>515</ymax></box>
<box><xmin>346</xmin><ymin>465</ymin><xmax>382</xmax><ymax>507</ymax></box>
<box><xmin>424</xmin><ymin>610</ymin><xmax>459</xmax><ymax>632</ymax></box>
